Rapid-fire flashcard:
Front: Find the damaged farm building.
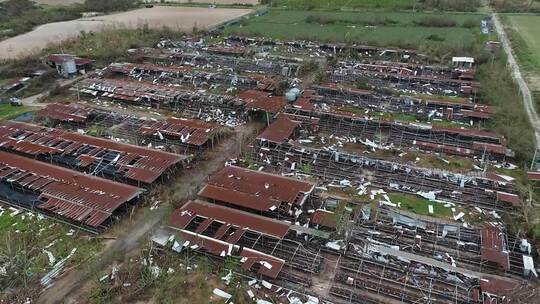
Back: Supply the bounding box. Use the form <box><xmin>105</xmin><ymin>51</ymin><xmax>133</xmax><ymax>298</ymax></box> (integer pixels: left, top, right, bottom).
<box><xmin>36</xmin><ymin>103</ymin><xmax>224</xmax><ymax>153</ymax></box>
<box><xmin>4</xmin><ymin>33</ymin><xmax>538</xmax><ymax>304</ymax></box>
<box><xmin>0</xmin><ymin>151</ymin><xmax>142</xmax><ymax>232</ymax></box>
<box><xmin>136</xmin><ymin>36</ymin><xmax>540</xmax><ymax>304</ymax></box>
<box><xmin>0</xmin><ymin>120</ymin><xmax>184</xmax><ymax>185</ymax></box>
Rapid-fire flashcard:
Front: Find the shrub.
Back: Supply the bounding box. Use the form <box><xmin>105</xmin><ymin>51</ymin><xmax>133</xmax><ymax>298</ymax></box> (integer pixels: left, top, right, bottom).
<box><xmin>414</xmin><ymin>17</ymin><xmax>457</xmax><ymax>27</ymax></box>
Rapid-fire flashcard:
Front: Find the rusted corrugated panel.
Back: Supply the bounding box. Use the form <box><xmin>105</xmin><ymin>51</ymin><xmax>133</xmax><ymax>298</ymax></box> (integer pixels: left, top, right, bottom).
<box><xmin>169</xmin><ymin>200</ymin><xmax>290</xmax><ymax>239</ymax></box>
<box><xmin>461</xmin><ymin>109</ymin><xmax>491</xmax><ymax>119</ymax></box>
<box><xmin>179</xmin><ymin>230</ymin><xmax>233</xmax><ymax>257</ymax></box>
<box><xmin>480</xmin><ymin>276</ymin><xmax>517</xmax><ymax>300</ymax></box>
<box><xmin>480</xmin><ymin>225</ymin><xmax>510</xmax><ymax>271</ymax></box>
<box><xmin>139</xmin><ymin>117</ymin><xmax>217</xmax><ymax>147</ymax></box>
<box><xmin>37</xmin><ymin>103</ymin><xmax>93</xmax><ymax>123</ymax></box>
<box><xmin>239</xmin><ymin>248</ymin><xmax>285</xmax><ymax>279</ymax></box>
<box><xmin>207</xmin><ymin>45</ymin><xmax>246</xmax><ymax>56</ymax></box>
<box><xmin>496</xmin><ymin>191</ymin><xmax>520</xmax><ymax>207</ymax></box>
<box><xmin>0</xmin><ymin>121</ymin><xmax>184</xmax><ymax>184</ymax></box>
<box><xmin>527</xmin><ymin>171</ymin><xmax>540</xmax><ymax>181</ymax></box>
<box><xmin>472</xmin><ymin>142</ymin><xmax>508</xmax><ymax>155</ymax></box>
<box><xmin>0</xmin><ymin>151</ymin><xmax>143</xmax><ymax>228</ymax></box>
<box><xmin>239</xmin><ymin>90</ymin><xmax>286</xmax><ymax>113</ymax></box>
<box><xmin>198</xmin><ymin>166</ymin><xmax>315</xmax><ymax>213</ymax></box>
<box><xmin>412</xmin><ymin>140</ymin><xmax>473</xmax><ymax>156</ymax></box>
<box><xmin>432</xmin><ymin>125</ymin><xmax>505</xmax><ymax>143</ymax></box>
<box><xmin>257</xmin><ymin>114</ymin><xmax>300</xmax><ymax>143</ymax></box>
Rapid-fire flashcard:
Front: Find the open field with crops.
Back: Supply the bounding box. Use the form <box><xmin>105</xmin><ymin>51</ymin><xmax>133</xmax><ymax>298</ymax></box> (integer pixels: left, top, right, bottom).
<box><xmin>225</xmin><ymin>10</ymin><xmax>489</xmax><ymax>51</ymax></box>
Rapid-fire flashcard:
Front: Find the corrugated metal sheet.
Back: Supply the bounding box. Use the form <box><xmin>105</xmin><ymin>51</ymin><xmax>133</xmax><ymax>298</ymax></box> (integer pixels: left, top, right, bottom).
<box><xmin>0</xmin><ymin>121</ymin><xmax>184</xmax><ymax>184</ymax></box>
<box><xmin>37</xmin><ymin>103</ymin><xmax>92</xmax><ymax>123</ymax></box>
<box><xmin>0</xmin><ymin>151</ymin><xmax>142</xmax><ymax>228</ymax></box>
<box><xmin>198</xmin><ymin>166</ymin><xmax>315</xmax><ymax>212</ymax></box>
<box><xmin>257</xmin><ymin>114</ymin><xmax>300</xmax><ymax>143</ymax></box>
<box><xmin>139</xmin><ymin>117</ymin><xmax>217</xmax><ymax>147</ymax></box>
<box><xmin>480</xmin><ymin>225</ymin><xmax>510</xmax><ymax>271</ymax></box>
<box><xmin>169</xmin><ymin>200</ymin><xmax>290</xmax><ymax>239</ymax></box>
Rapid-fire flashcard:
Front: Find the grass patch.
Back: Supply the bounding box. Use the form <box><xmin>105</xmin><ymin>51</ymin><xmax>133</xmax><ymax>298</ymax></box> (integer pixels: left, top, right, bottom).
<box><xmin>477</xmin><ymin>54</ymin><xmax>535</xmax><ymax>163</ymax></box>
<box><xmin>0</xmin><ymin>103</ymin><xmax>33</xmax><ymax>120</ymax></box>
<box><xmin>271</xmin><ymin>0</ymin><xmax>415</xmax><ymax>10</ymax></box>
<box><xmin>388</xmin><ymin>192</ymin><xmax>452</xmax><ymax>218</ymax></box>
<box><xmin>505</xmin><ymin>14</ymin><xmax>540</xmax><ymax>72</ymax></box>
<box><xmin>0</xmin><ymin>206</ymin><xmax>103</xmax><ymax>302</ymax></box>
<box><xmin>225</xmin><ymin>10</ymin><xmax>487</xmax><ymax>56</ymax></box>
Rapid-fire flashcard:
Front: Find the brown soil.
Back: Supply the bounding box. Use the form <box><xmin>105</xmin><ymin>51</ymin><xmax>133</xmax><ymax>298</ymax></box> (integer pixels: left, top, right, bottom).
<box><xmin>0</xmin><ymin>6</ymin><xmax>251</xmax><ymax>59</ymax></box>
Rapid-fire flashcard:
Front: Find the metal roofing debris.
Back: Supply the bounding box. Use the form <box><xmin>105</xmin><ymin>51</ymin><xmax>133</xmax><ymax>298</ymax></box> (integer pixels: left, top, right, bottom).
<box><xmin>0</xmin><ymin>121</ymin><xmax>184</xmax><ymax>184</ymax></box>
<box><xmin>139</xmin><ymin>117</ymin><xmax>218</xmax><ymax>147</ymax></box>
<box><xmin>257</xmin><ymin>114</ymin><xmax>301</xmax><ymax>143</ymax></box>
<box><xmin>481</xmin><ymin>224</ymin><xmax>510</xmax><ymax>271</ymax></box>
<box><xmin>479</xmin><ymin>276</ymin><xmax>516</xmax><ymax>299</ymax></box>
<box><xmin>166</xmin><ymin>201</ymin><xmax>289</xmax><ymax>279</ymax></box>
<box><xmin>496</xmin><ymin>191</ymin><xmax>520</xmax><ymax>207</ymax></box>
<box><xmin>198</xmin><ymin>166</ymin><xmax>315</xmax><ymax>213</ymax></box>
<box><xmin>37</xmin><ymin>103</ymin><xmax>92</xmax><ymax>123</ymax></box>
<box><xmin>0</xmin><ymin>150</ymin><xmax>142</xmax><ymax>228</ymax></box>
<box><xmin>169</xmin><ymin>200</ymin><xmax>290</xmax><ymax>239</ymax></box>
<box><xmin>239</xmin><ymin>247</ymin><xmax>285</xmax><ymax>278</ymax></box>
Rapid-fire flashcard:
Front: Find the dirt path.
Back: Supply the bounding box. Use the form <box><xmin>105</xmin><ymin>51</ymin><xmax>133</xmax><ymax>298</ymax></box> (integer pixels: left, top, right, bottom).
<box><xmin>20</xmin><ymin>75</ymin><xmax>88</xmax><ymax>107</ymax></box>
<box><xmin>492</xmin><ymin>13</ymin><xmax>540</xmax><ymax>148</ymax></box>
<box><xmin>37</xmin><ymin>122</ymin><xmax>259</xmax><ymax>304</ymax></box>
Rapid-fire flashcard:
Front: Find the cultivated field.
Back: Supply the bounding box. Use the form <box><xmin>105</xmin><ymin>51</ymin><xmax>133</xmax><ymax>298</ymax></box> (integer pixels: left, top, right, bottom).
<box><xmin>273</xmin><ymin>0</ymin><xmax>414</xmax><ymax>10</ymax></box>
<box><xmin>33</xmin><ymin>0</ymin><xmax>84</xmax><ymax>4</ymax></box>
<box><xmin>225</xmin><ymin>10</ymin><xmax>485</xmax><ymax>48</ymax></box>
<box><xmin>225</xmin><ymin>10</ymin><xmax>487</xmax><ymax>50</ymax></box>
<box><xmin>158</xmin><ymin>0</ymin><xmax>259</xmax><ymax>4</ymax></box>
<box><xmin>507</xmin><ymin>15</ymin><xmax>540</xmax><ymax>70</ymax></box>
<box><xmin>0</xmin><ymin>6</ymin><xmax>251</xmax><ymax>60</ymax></box>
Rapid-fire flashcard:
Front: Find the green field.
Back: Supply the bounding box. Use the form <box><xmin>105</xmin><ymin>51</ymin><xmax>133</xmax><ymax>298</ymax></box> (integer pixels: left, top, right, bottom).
<box><xmin>0</xmin><ymin>103</ymin><xmax>32</xmax><ymax>120</ymax></box>
<box><xmin>506</xmin><ymin>14</ymin><xmax>540</xmax><ymax>71</ymax></box>
<box><xmin>226</xmin><ymin>10</ymin><xmax>487</xmax><ymax>52</ymax></box>
<box><xmin>272</xmin><ymin>0</ymin><xmax>415</xmax><ymax>10</ymax></box>
<box><xmin>388</xmin><ymin>192</ymin><xmax>453</xmax><ymax>218</ymax></box>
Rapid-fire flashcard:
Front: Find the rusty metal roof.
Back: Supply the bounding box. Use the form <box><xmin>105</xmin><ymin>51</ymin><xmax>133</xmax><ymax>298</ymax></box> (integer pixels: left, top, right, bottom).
<box><xmin>37</xmin><ymin>103</ymin><xmax>93</xmax><ymax>123</ymax></box>
<box><xmin>198</xmin><ymin>166</ymin><xmax>315</xmax><ymax>212</ymax></box>
<box><xmin>527</xmin><ymin>171</ymin><xmax>540</xmax><ymax>181</ymax></box>
<box><xmin>480</xmin><ymin>224</ymin><xmax>510</xmax><ymax>271</ymax></box>
<box><xmin>139</xmin><ymin>117</ymin><xmax>218</xmax><ymax>147</ymax></box>
<box><xmin>168</xmin><ymin>200</ymin><xmax>287</xmax><ymax>278</ymax></box>
<box><xmin>480</xmin><ymin>276</ymin><xmax>517</xmax><ymax>301</ymax></box>
<box><xmin>412</xmin><ymin>140</ymin><xmax>473</xmax><ymax>157</ymax></box>
<box><xmin>169</xmin><ymin>200</ymin><xmax>290</xmax><ymax>239</ymax></box>
<box><xmin>0</xmin><ymin>151</ymin><xmax>142</xmax><ymax>228</ymax></box>
<box><xmin>0</xmin><ymin>121</ymin><xmax>184</xmax><ymax>184</ymax></box>
<box><xmin>496</xmin><ymin>191</ymin><xmax>520</xmax><ymax>207</ymax></box>
<box><xmin>257</xmin><ymin>114</ymin><xmax>300</xmax><ymax>143</ymax></box>
<box><xmin>238</xmin><ymin>90</ymin><xmax>286</xmax><ymax>113</ymax></box>
<box><xmin>239</xmin><ymin>247</ymin><xmax>285</xmax><ymax>278</ymax></box>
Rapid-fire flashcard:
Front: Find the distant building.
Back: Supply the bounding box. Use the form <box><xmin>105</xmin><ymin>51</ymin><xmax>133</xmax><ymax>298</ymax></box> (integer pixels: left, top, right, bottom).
<box><xmin>44</xmin><ymin>54</ymin><xmax>93</xmax><ymax>77</ymax></box>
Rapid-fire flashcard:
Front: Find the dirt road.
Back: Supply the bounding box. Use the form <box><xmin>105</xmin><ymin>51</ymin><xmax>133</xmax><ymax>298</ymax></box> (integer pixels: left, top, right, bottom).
<box><xmin>0</xmin><ymin>6</ymin><xmax>251</xmax><ymax>60</ymax></box>
<box><xmin>492</xmin><ymin>13</ymin><xmax>540</xmax><ymax>148</ymax></box>
<box><xmin>37</xmin><ymin>123</ymin><xmax>259</xmax><ymax>304</ymax></box>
